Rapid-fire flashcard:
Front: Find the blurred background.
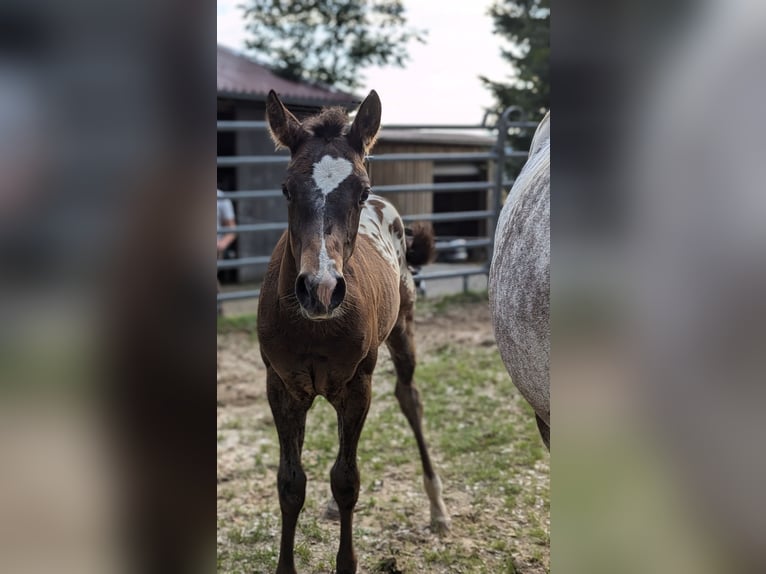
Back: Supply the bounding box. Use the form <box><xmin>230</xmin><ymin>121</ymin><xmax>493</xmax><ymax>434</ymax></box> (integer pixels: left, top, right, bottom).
<box><xmin>0</xmin><ymin>0</ymin><xmax>214</xmax><ymax>572</ymax></box>
<box><xmin>1</xmin><ymin>0</ymin><xmax>764</xmax><ymax>572</ymax></box>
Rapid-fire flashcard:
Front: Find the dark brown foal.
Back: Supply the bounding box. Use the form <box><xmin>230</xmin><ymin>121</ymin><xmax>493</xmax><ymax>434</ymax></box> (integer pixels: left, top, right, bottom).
<box><xmin>257</xmin><ymin>90</ymin><xmax>448</xmax><ymax>574</ymax></box>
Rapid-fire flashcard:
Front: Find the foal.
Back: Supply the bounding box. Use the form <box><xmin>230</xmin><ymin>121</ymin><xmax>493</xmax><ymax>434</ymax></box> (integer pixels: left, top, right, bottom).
<box><xmin>257</xmin><ymin>90</ymin><xmax>449</xmax><ymax>574</ymax></box>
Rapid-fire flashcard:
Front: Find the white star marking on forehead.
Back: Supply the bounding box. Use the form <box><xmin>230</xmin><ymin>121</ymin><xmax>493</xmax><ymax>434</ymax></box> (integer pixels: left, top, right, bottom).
<box><xmin>312</xmin><ymin>155</ymin><xmax>353</xmax><ymax>196</ymax></box>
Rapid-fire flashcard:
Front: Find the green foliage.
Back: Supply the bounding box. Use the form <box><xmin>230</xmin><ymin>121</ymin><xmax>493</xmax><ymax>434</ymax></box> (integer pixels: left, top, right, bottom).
<box><xmin>482</xmin><ymin>0</ymin><xmax>549</xmax><ymax>168</ymax></box>
<box><xmin>240</xmin><ymin>0</ymin><xmax>425</xmax><ymax>91</ymax></box>
<box><xmin>483</xmin><ymin>0</ymin><xmax>549</xmax><ymax>120</ymax></box>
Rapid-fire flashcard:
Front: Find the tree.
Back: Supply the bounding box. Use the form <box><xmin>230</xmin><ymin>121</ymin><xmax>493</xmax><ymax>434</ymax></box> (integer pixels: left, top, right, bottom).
<box><xmin>482</xmin><ymin>0</ymin><xmax>549</xmax><ymax>156</ymax></box>
<box><xmin>241</xmin><ymin>0</ymin><xmax>425</xmax><ymax>92</ymax></box>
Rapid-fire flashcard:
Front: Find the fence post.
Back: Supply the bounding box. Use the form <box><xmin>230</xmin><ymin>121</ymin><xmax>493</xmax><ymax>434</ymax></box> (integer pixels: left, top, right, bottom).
<box><xmin>488</xmin><ymin>107</ymin><xmax>519</xmax><ymax>273</ymax></box>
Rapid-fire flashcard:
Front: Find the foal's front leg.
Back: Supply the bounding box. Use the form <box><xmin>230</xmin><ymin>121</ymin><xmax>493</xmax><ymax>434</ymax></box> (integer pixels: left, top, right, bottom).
<box><xmin>328</xmin><ymin>365</ymin><xmax>373</xmax><ymax>574</ymax></box>
<box><xmin>266</xmin><ymin>368</ymin><xmax>313</xmax><ymax>574</ymax></box>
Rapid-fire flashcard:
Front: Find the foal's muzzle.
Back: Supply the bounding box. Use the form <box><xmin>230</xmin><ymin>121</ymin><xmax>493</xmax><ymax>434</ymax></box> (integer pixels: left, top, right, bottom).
<box><xmin>295</xmin><ymin>271</ymin><xmax>346</xmax><ymax>317</ymax></box>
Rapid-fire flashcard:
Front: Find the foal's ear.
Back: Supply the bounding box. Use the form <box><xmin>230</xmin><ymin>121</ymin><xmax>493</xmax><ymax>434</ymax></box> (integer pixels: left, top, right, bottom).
<box><xmin>266</xmin><ymin>90</ymin><xmax>307</xmax><ymax>152</ymax></box>
<box><xmin>348</xmin><ymin>90</ymin><xmax>382</xmax><ymax>154</ymax></box>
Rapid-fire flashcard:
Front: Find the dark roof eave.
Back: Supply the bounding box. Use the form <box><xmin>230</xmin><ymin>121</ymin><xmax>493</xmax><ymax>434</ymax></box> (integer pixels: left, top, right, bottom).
<box><xmin>217</xmin><ymin>89</ymin><xmax>361</xmax><ymax>110</ymax></box>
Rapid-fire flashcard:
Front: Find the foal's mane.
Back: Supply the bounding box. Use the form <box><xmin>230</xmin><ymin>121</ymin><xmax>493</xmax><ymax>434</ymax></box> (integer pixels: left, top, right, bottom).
<box><xmin>303</xmin><ymin>107</ymin><xmax>350</xmax><ymax>141</ymax></box>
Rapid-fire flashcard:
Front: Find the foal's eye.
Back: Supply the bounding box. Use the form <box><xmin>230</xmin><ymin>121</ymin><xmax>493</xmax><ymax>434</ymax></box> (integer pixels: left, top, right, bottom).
<box><xmin>281</xmin><ymin>184</ymin><xmax>291</xmax><ymax>201</ymax></box>
<box><xmin>360</xmin><ymin>187</ymin><xmax>370</xmax><ymax>204</ymax></box>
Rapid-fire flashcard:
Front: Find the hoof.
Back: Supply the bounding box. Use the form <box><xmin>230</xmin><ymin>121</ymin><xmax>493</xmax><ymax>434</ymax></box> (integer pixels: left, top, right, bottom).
<box><xmin>430</xmin><ymin>515</ymin><xmax>451</xmax><ymax>535</ymax></box>
<box><xmin>322</xmin><ymin>498</ymin><xmax>340</xmax><ymax>521</ymax></box>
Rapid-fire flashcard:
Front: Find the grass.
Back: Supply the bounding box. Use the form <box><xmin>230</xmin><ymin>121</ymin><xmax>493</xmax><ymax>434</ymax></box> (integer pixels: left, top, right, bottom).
<box><xmin>217</xmin><ymin>293</ymin><xmax>549</xmax><ymax>573</ymax></box>
<box><xmin>418</xmin><ymin>289</ymin><xmax>489</xmax><ymax>314</ymax></box>
<box><xmin>217</xmin><ymin>314</ymin><xmax>259</xmax><ymax>336</ymax></box>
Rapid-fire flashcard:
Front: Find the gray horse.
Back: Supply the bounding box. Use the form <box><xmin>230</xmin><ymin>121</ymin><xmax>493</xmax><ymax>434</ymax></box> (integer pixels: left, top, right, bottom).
<box><xmin>489</xmin><ymin>112</ymin><xmax>550</xmax><ymax>449</ymax></box>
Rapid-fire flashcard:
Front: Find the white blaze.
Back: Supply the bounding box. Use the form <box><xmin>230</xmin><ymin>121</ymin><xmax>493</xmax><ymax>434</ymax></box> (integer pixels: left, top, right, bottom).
<box><xmin>312</xmin><ymin>155</ymin><xmax>353</xmax><ymax>276</ymax></box>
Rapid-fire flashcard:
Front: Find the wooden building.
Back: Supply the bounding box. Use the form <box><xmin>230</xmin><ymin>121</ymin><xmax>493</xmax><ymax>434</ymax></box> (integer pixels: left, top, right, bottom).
<box><xmin>371</xmin><ymin>130</ymin><xmax>495</xmax><ymax>257</ymax></box>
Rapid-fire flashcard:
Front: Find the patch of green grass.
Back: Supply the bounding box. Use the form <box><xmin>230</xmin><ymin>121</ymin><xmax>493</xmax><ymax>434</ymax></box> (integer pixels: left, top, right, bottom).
<box><xmin>529</xmin><ymin>525</ymin><xmax>550</xmax><ymax>546</ymax></box>
<box><xmin>503</xmin><ymin>556</ymin><xmax>519</xmax><ymax>574</ymax></box>
<box><xmin>298</xmin><ymin>516</ymin><xmax>330</xmax><ymax>543</ymax></box>
<box><xmin>218</xmin><ymin>515</ymin><xmax>280</xmax><ymax>573</ymax></box>
<box><xmin>217</xmin><ymin>313</ymin><xmax>259</xmax><ymax>336</ymax></box>
<box><xmin>220</xmin><ymin>417</ymin><xmax>244</xmax><ymax>430</ymax></box>
<box><xmin>218</xmin><ymin>486</ymin><xmax>236</xmax><ymax>502</ymax></box>
<box><xmin>418</xmin><ymin>289</ymin><xmax>488</xmax><ymax>314</ymax></box>
<box><xmin>218</xmin><ymin>545</ymin><xmax>277</xmax><ymax>573</ymax></box>
<box><xmin>294</xmin><ymin>542</ymin><xmax>312</xmax><ymax>565</ymax></box>
<box><xmin>227</xmin><ymin>523</ymin><xmax>273</xmax><ymax>546</ymax></box>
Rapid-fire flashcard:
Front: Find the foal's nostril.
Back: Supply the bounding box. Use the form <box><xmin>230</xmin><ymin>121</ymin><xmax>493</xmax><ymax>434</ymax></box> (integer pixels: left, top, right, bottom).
<box><xmin>329</xmin><ymin>276</ymin><xmax>346</xmax><ymax>311</ymax></box>
<box><xmin>295</xmin><ymin>273</ymin><xmax>312</xmax><ymax>309</ymax></box>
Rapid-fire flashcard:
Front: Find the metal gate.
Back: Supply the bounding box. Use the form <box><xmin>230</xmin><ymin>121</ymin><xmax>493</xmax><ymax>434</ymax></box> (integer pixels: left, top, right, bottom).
<box><xmin>217</xmin><ymin>107</ymin><xmax>536</xmax><ymax>303</ymax></box>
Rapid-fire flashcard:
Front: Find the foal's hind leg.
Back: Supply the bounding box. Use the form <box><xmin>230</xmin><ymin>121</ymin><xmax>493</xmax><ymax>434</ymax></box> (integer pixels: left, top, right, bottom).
<box><xmin>386</xmin><ymin>307</ymin><xmax>450</xmax><ymax>533</ymax></box>
<box><xmin>266</xmin><ymin>368</ymin><xmax>313</xmax><ymax>574</ymax></box>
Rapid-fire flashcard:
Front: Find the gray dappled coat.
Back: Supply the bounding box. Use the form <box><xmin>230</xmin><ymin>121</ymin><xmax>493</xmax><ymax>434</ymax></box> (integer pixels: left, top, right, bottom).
<box><xmin>489</xmin><ymin>112</ymin><xmax>550</xmax><ymax>448</ymax></box>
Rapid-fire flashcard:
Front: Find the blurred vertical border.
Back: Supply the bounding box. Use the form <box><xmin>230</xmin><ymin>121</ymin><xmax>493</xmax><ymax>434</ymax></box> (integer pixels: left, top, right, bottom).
<box><xmin>552</xmin><ymin>0</ymin><xmax>766</xmax><ymax>573</ymax></box>
<box><xmin>0</xmin><ymin>0</ymin><xmax>215</xmax><ymax>572</ymax></box>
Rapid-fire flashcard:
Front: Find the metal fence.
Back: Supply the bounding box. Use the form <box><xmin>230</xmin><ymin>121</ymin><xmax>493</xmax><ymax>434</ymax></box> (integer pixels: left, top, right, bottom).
<box><xmin>216</xmin><ymin>107</ymin><xmax>537</xmax><ymax>302</ymax></box>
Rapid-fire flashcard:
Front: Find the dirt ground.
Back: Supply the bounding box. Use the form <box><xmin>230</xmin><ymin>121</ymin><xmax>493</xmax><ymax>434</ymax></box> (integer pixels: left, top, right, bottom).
<box><xmin>217</xmin><ymin>298</ymin><xmax>550</xmax><ymax>573</ymax></box>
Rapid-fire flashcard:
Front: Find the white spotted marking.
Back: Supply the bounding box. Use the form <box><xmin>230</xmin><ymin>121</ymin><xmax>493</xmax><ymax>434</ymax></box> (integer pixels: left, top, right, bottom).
<box><xmin>358</xmin><ymin>195</ymin><xmax>414</xmax><ymax>297</ymax></box>
<box><xmin>313</xmin><ymin>155</ymin><xmax>353</xmax><ymax>196</ymax></box>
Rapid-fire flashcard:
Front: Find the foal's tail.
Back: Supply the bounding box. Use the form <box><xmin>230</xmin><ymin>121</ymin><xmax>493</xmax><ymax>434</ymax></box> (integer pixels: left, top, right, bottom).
<box><xmin>405</xmin><ymin>221</ymin><xmax>436</xmax><ymax>267</ymax></box>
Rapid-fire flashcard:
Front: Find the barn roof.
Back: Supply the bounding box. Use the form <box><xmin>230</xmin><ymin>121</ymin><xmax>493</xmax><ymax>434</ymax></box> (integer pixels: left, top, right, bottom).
<box><xmin>217</xmin><ymin>44</ymin><xmax>359</xmax><ymax>108</ymax></box>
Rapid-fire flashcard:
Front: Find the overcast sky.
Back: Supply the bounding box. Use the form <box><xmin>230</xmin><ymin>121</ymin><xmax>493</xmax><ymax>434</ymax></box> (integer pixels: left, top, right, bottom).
<box><xmin>217</xmin><ymin>0</ymin><xmax>513</xmax><ymax>125</ymax></box>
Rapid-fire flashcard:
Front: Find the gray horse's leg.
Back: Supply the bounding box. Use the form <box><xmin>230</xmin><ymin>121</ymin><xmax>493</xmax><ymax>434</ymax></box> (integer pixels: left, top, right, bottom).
<box><xmin>386</xmin><ymin>312</ymin><xmax>450</xmax><ymax>533</ymax></box>
<box><xmin>266</xmin><ymin>369</ymin><xmax>313</xmax><ymax>574</ymax></box>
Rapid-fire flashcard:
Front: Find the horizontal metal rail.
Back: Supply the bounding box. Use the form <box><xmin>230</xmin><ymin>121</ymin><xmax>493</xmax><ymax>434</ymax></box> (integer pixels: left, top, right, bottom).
<box><xmin>217</xmin><ymin>121</ymin><xmax>268</xmax><ymax>130</ymax></box>
<box><xmin>217</xmin><ymin>239</ymin><xmax>492</xmax><ymax>270</ymax></box>
<box><xmin>218</xmin><ymin>209</ymin><xmax>493</xmax><ymax>235</ymax></box>
<box><xmin>218</xmin><ymin>180</ymin><xmax>516</xmax><ymax>200</ymax></box>
<box><xmin>380</xmin><ymin>122</ymin><xmax>538</xmax><ymax>130</ymax></box>
<box><xmin>401</xmin><ymin>210</ymin><xmax>494</xmax><ymax>224</ymax></box>
<box><xmin>218</xmin><ymin>151</ymin><xmax>528</xmax><ymax>167</ymax></box>
<box><xmin>217</xmin><ymin>121</ymin><xmax>540</xmax><ymax>131</ymax></box>
<box><xmin>417</xmin><ymin>266</ymin><xmax>488</xmax><ymax>281</ymax></box>
<box><xmin>217</xmin><ymin>256</ymin><xmax>272</xmax><ymax>269</ymax></box>
<box><xmin>367</xmin><ymin>151</ymin><xmax>497</xmax><ymax>163</ymax></box>
<box><xmin>434</xmin><ymin>238</ymin><xmax>491</xmax><ymax>252</ymax></box>
<box><xmin>220</xmin><ymin>222</ymin><xmax>287</xmax><ymax>233</ymax></box>
<box><xmin>369</xmin><ymin>150</ymin><xmax>528</xmax><ymax>161</ymax></box>
<box><xmin>218</xmin><ymin>189</ymin><xmax>282</xmax><ymax>199</ymax></box>
<box><xmin>218</xmin><ymin>155</ymin><xmax>290</xmax><ymax>166</ymax></box>
<box><xmin>218</xmin><ymin>289</ymin><xmax>262</xmax><ymax>302</ymax></box>
<box><xmin>374</xmin><ymin>181</ymin><xmax>494</xmax><ymax>194</ymax></box>
<box><xmin>217</xmin><ymin>266</ymin><xmax>490</xmax><ymax>302</ymax></box>
<box><xmin>380</xmin><ymin>124</ymin><xmax>489</xmax><ymax>131</ymax></box>
<box><xmin>218</xmin><ymin>151</ymin><xmax>512</xmax><ymax>166</ymax></box>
